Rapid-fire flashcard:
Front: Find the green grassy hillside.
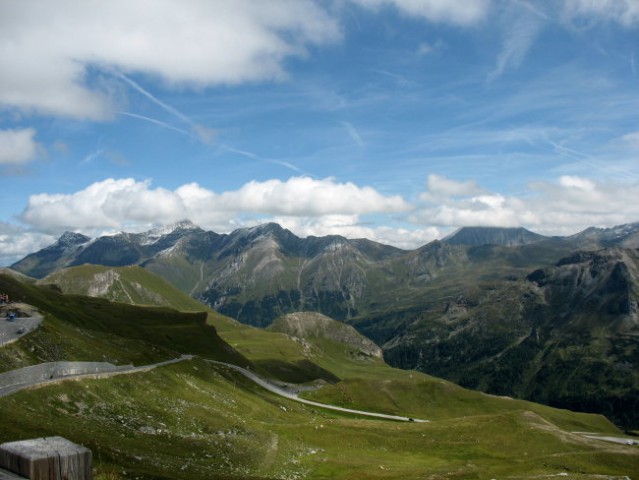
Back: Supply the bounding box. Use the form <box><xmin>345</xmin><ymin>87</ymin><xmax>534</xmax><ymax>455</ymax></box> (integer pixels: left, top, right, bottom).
<box><xmin>2</xmin><ymin>358</ymin><xmax>637</xmax><ymax>480</ymax></box>
<box><xmin>39</xmin><ymin>264</ymin><xmax>208</xmax><ymax>312</ymax></box>
<box><xmin>0</xmin><ymin>274</ymin><xmax>247</xmax><ymax>371</ymax></box>
<box><xmin>2</xmin><ymin>273</ymin><xmax>638</xmax><ymax>479</ymax></box>
<box><xmin>213</xmin><ymin>311</ymin><xmax>627</xmax><ymax>435</ymax></box>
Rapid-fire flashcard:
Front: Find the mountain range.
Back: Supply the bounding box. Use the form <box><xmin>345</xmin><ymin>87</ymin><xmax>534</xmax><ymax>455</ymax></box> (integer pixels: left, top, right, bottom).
<box><xmin>10</xmin><ymin>220</ymin><xmax>639</xmax><ymax>428</ymax></box>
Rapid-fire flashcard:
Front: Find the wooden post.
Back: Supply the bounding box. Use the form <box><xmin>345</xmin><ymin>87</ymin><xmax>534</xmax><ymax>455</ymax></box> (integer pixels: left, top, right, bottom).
<box><xmin>0</xmin><ymin>437</ymin><xmax>92</xmax><ymax>480</ymax></box>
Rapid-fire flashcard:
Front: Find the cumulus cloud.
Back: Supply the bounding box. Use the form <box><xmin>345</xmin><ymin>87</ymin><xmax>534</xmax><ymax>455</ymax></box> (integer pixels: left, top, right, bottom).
<box><xmin>0</xmin><ymin>128</ymin><xmax>40</xmax><ymax>165</ymax></box>
<box><xmin>0</xmin><ymin>222</ymin><xmax>55</xmax><ymax>266</ymax></box>
<box><xmin>272</xmin><ymin>215</ymin><xmax>440</xmax><ymax>250</ymax></box>
<box><xmin>20</xmin><ymin>177</ymin><xmax>410</xmax><ymax>235</ymax></box>
<box><xmin>8</xmin><ymin>173</ymin><xmax>639</xmax><ymax>259</ymax></box>
<box><xmin>221</xmin><ymin>177</ymin><xmax>409</xmax><ymax>215</ymax></box>
<box><xmin>413</xmin><ymin>193</ymin><xmax>530</xmax><ymax>228</ymax></box>
<box><xmin>558</xmin><ymin>175</ymin><xmax>596</xmax><ymax>190</ymax></box>
<box><xmin>413</xmin><ymin>174</ymin><xmax>639</xmax><ymax>236</ymax></box>
<box><xmin>351</xmin><ymin>0</ymin><xmax>491</xmax><ymax>25</ymax></box>
<box><xmin>0</xmin><ymin>0</ymin><xmax>341</xmax><ymax>119</ymax></box>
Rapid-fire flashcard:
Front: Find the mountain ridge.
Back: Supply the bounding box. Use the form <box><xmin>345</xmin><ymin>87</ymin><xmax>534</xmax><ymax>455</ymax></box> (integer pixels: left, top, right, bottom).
<box><xmin>443</xmin><ymin>225</ymin><xmax>548</xmax><ymax>246</ymax></box>
<box><xmin>9</xmin><ymin>220</ymin><xmax>639</xmax><ymax>428</ymax></box>
<box><xmin>12</xmin><ymin>221</ymin><xmax>639</xmax><ymax>280</ymax></box>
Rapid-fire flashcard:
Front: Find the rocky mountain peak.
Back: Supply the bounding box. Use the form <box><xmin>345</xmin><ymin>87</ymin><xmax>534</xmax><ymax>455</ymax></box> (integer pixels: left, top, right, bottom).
<box><xmin>571</xmin><ymin>222</ymin><xmax>639</xmax><ymax>248</ymax></box>
<box><xmin>443</xmin><ymin>226</ymin><xmax>546</xmax><ymax>246</ymax></box>
<box><xmin>138</xmin><ymin>220</ymin><xmax>203</xmax><ymax>245</ymax></box>
<box><xmin>239</xmin><ymin>222</ymin><xmax>287</xmax><ymax>238</ymax></box>
<box><xmin>56</xmin><ymin>231</ymin><xmax>91</xmax><ymax>248</ymax></box>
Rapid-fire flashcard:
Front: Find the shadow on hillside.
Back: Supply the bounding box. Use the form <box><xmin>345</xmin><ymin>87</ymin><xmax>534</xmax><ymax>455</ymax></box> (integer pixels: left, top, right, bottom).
<box><xmin>252</xmin><ymin>358</ymin><xmax>340</xmax><ymax>384</ymax></box>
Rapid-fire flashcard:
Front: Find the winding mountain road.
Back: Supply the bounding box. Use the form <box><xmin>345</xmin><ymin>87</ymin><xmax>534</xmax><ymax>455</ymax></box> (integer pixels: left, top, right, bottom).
<box><xmin>1</xmin><ymin>347</ymin><xmax>427</xmax><ymax>422</ymax></box>
<box><xmin>0</xmin><ymin>304</ymin><xmax>428</xmax><ymax>421</ymax></box>
<box><xmin>207</xmin><ymin>360</ymin><xmax>428</xmax><ymax>422</ymax></box>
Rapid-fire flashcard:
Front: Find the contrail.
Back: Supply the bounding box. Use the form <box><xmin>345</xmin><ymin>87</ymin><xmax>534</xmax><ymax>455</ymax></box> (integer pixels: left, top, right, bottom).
<box><xmin>118</xmin><ymin>111</ymin><xmax>192</xmax><ymax>137</ymax></box>
<box><xmin>115</xmin><ymin>72</ymin><xmax>193</xmax><ymax>125</ymax></box>
<box><xmin>221</xmin><ymin>144</ymin><xmax>304</xmax><ymax>174</ymax></box>
<box><xmin>340</xmin><ymin>121</ymin><xmax>364</xmax><ymax>147</ymax></box>
<box><xmin>114</xmin><ymin>71</ymin><xmax>215</xmax><ymax>143</ymax></box>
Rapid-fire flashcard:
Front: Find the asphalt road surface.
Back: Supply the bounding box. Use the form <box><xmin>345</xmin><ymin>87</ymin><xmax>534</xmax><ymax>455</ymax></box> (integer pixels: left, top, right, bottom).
<box><xmin>0</xmin><ymin>304</ymin><xmax>43</xmax><ymax>347</ymax></box>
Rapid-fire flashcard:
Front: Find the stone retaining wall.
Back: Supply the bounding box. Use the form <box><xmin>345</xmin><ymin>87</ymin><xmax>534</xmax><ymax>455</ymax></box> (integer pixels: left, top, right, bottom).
<box><xmin>0</xmin><ymin>362</ymin><xmax>132</xmax><ymax>397</ymax></box>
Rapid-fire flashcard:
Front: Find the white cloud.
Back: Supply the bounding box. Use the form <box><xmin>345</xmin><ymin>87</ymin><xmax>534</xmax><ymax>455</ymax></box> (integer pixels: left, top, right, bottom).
<box><xmin>412</xmin><ymin>174</ymin><xmax>639</xmax><ymax>236</ymax></box>
<box><xmin>0</xmin><ymin>0</ymin><xmax>341</xmax><ymax>119</ymax></box>
<box><xmin>413</xmin><ymin>195</ymin><xmax>529</xmax><ymax>229</ymax></box>
<box><xmin>351</xmin><ymin>0</ymin><xmax>491</xmax><ymax>25</ymax></box>
<box><xmin>272</xmin><ymin>215</ymin><xmax>440</xmax><ymax>250</ymax></box>
<box><xmin>20</xmin><ymin>177</ymin><xmax>410</xmax><ymax>235</ymax></box>
<box><xmin>8</xmin><ymin>174</ymin><xmax>639</xmax><ymax>259</ymax></box>
<box><xmin>421</xmin><ymin>174</ymin><xmax>483</xmax><ymax>200</ymax></box>
<box><xmin>558</xmin><ymin>175</ymin><xmax>596</xmax><ymax>190</ymax></box>
<box><xmin>0</xmin><ymin>128</ymin><xmax>39</xmax><ymax>165</ymax></box>
<box><xmin>0</xmin><ymin>0</ymin><xmax>507</xmax><ymax>123</ymax></box>
<box><xmin>0</xmin><ymin>222</ymin><xmax>55</xmax><ymax>266</ymax></box>
<box><xmin>215</xmin><ymin>177</ymin><xmax>409</xmax><ymax>216</ymax></box>
<box><xmin>2</xmin><ymin>0</ymin><xmax>633</xmax><ymax>127</ymax></box>
<box><xmin>272</xmin><ymin>214</ymin><xmax>372</xmax><ymax>238</ymax></box>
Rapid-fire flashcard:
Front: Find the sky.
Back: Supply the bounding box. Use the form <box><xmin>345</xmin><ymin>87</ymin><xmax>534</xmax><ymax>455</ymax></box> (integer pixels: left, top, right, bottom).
<box><xmin>1</xmin><ymin>0</ymin><xmax>639</xmax><ymax>265</ymax></box>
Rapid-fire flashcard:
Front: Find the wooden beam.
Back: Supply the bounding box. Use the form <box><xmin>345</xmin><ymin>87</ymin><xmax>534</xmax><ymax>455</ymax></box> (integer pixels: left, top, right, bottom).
<box><xmin>0</xmin><ymin>437</ymin><xmax>92</xmax><ymax>480</ymax></box>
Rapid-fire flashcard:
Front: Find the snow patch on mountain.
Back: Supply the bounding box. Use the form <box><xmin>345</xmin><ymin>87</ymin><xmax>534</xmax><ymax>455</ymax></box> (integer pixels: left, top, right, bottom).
<box><xmin>138</xmin><ymin>220</ymin><xmax>200</xmax><ymax>246</ymax></box>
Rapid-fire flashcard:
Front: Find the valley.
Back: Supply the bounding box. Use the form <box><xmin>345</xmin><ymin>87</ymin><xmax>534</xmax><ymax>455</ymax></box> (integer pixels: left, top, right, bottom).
<box><xmin>10</xmin><ymin>221</ymin><xmax>639</xmax><ymax>430</ymax></box>
<box><xmin>1</xmin><ymin>273</ymin><xmax>638</xmax><ymax>479</ymax></box>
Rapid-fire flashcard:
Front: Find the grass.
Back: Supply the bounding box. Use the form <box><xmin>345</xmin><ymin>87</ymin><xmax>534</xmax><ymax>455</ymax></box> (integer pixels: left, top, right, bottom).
<box><xmin>1</xmin><ymin>272</ymin><xmax>638</xmax><ymax>478</ymax></box>
<box><xmin>1</xmin><ymin>359</ymin><xmax>637</xmax><ymax>480</ymax></box>
<box><xmin>208</xmin><ymin>309</ymin><xmax>623</xmax><ymax>435</ymax></box>
<box><xmin>0</xmin><ymin>274</ymin><xmax>247</xmax><ymax>371</ymax></box>
<box><xmin>209</xmin><ymin>312</ymin><xmax>340</xmax><ymax>383</ymax></box>
<box><xmin>40</xmin><ymin>264</ymin><xmax>209</xmax><ymax>312</ymax></box>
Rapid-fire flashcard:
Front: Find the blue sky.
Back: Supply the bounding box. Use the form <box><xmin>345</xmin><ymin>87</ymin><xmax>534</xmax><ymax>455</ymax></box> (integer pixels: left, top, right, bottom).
<box><xmin>1</xmin><ymin>0</ymin><xmax>639</xmax><ymax>264</ymax></box>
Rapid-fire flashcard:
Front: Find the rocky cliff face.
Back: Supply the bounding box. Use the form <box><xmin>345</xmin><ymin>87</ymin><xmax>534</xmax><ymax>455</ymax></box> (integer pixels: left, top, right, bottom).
<box><xmin>382</xmin><ymin>247</ymin><xmax>639</xmax><ymax>428</ymax></box>
<box><xmin>529</xmin><ymin>248</ymin><xmax>639</xmax><ymax>327</ymax></box>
